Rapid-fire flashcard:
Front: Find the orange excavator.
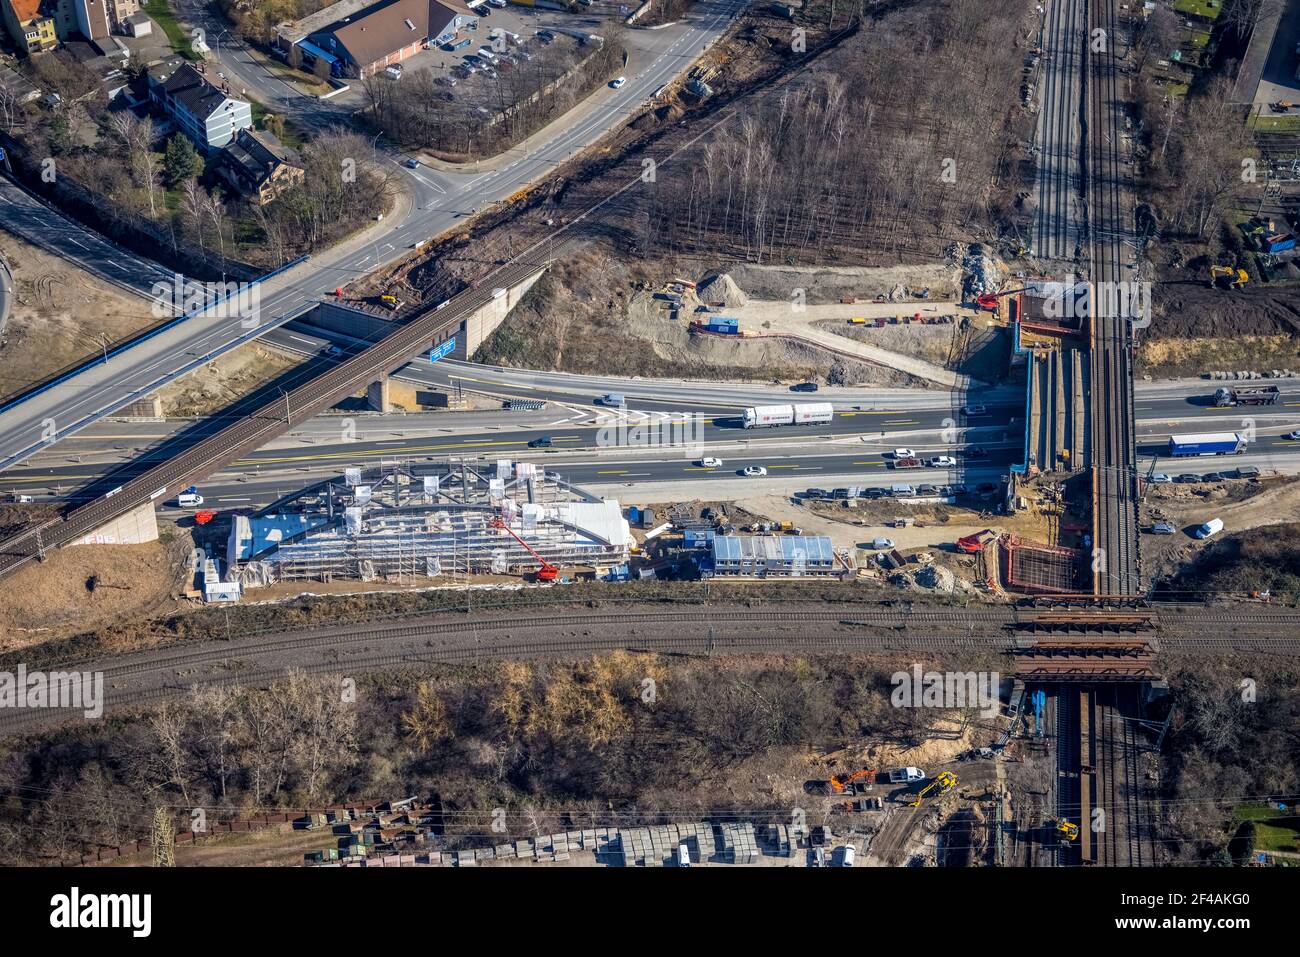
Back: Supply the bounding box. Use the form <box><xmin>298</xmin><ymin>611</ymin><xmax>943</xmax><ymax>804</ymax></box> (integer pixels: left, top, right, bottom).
<box><xmin>489</xmin><ymin>517</ymin><xmax>560</xmax><ymax>582</ymax></box>
<box><xmin>830</xmin><ymin>768</ymin><xmax>875</xmax><ymax>794</ymax></box>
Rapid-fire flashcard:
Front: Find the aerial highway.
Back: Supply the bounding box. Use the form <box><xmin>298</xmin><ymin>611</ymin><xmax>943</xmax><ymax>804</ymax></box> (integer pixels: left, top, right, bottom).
<box><xmin>0</xmin><ymin>0</ymin><xmax>749</xmax><ymax>473</ymax></box>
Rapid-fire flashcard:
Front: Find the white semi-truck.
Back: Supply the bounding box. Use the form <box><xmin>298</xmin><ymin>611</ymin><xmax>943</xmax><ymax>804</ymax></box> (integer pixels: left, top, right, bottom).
<box><xmin>742</xmin><ymin>403</ymin><xmax>834</xmax><ymax>429</ymax></box>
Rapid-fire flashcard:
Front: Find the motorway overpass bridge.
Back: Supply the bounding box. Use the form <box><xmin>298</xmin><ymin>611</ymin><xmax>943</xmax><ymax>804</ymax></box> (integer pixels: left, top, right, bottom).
<box><xmin>0</xmin><ymin>259</ymin><xmax>548</xmax><ymax>580</ymax></box>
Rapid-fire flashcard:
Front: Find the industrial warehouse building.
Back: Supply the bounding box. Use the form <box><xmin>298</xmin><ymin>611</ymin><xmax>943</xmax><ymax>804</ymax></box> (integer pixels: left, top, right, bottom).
<box><xmin>278</xmin><ymin>0</ymin><xmax>479</xmax><ymax>79</ymax></box>
<box><xmin>709</xmin><ymin>535</ymin><xmax>838</xmax><ymax>577</ymax></box>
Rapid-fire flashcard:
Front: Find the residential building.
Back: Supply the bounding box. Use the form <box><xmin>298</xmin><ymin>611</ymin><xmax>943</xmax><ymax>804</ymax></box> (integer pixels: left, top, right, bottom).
<box><xmin>72</xmin><ymin>0</ymin><xmax>139</xmax><ymax>40</ymax></box>
<box><xmin>216</xmin><ymin>127</ymin><xmax>304</xmax><ymax>205</ymax></box>
<box><xmin>279</xmin><ymin>0</ymin><xmax>478</xmax><ymax>79</ymax></box>
<box><xmin>147</xmin><ymin>58</ymin><xmax>252</xmax><ymax>152</ymax></box>
<box><xmin>1</xmin><ymin>0</ymin><xmax>59</xmax><ymax>53</ymax></box>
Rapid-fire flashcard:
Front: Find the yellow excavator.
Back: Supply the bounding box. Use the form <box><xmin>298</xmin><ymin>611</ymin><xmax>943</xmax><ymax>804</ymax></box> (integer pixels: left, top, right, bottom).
<box><xmin>1209</xmin><ymin>265</ymin><xmax>1249</xmax><ymax>290</ymax></box>
<box><xmin>1056</xmin><ymin>819</ymin><xmax>1080</xmax><ymax>842</ymax></box>
<box><xmin>910</xmin><ymin>771</ymin><xmax>957</xmax><ymax>809</ymax></box>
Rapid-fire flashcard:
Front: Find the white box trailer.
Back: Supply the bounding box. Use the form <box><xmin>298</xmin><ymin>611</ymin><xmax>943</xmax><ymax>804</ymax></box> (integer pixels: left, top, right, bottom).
<box><xmin>742</xmin><ymin>403</ymin><xmax>834</xmax><ymax>428</ymax></box>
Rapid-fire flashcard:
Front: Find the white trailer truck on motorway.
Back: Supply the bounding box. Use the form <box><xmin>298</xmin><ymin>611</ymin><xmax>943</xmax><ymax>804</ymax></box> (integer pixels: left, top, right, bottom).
<box><xmin>742</xmin><ymin>403</ymin><xmax>834</xmax><ymax>428</ymax></box>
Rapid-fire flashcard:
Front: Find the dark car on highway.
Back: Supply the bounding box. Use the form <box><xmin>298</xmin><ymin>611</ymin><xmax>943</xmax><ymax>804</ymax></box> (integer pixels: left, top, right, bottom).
<box><xmin>527</xmin><ymin>436</ymin><xmax>553</xmax><ymax>448</ymax></box>
<box><xmin>1202</xmin><ymin>472</ymin><xmax>1225</xmax><ymax>483</ymax></box>
<box><xmin>860</xmin><ymin>487</ymin><xmax>887</xmax><ymax>499</ymax></box>
<box><xmin>803</xmin><ymin>488</ymin><xmax>829</xmax><ymax>499</ymax></box>
<box><xmin>1175</xmin><ymin>473</ymin><xmax>1199</xmax><ymax>484</ymax></box>
<box><xmin>791</xmin><ymin>382</ymin><xmax>819</xmax><ymax>393</ymax></box>
<box><xmin>962</xmin><ymin>447</ymin><xmax>988</xmax><ymax>459</ymax></box>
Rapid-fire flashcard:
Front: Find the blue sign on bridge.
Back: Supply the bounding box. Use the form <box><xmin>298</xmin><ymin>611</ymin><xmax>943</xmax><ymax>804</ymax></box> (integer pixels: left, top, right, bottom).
<box><xmin>429</xmin><ymin>337</ymin><xmax>456</xmax><ymax>363</ymax></box>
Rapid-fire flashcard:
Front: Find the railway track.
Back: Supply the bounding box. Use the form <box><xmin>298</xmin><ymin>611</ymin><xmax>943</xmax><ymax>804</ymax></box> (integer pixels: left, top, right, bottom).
<box><xmin>1086</xmin><ymin>0</ymin><xmax>1139</xmax><ymax>597</ymax></box>
<box><xmin>0</xmin><ymin>259</ymin><xmax>547</xmax><ymax>580</ymax></box>
<box><xmin>5</xmin><ymin>602</ymin><xmax>1300</xmax><ymax>736</ymax></box>
<box><xmin>1033</xmin><ymin>0</ymin><xmax>1086</xmax><ymax>260</ymax></box>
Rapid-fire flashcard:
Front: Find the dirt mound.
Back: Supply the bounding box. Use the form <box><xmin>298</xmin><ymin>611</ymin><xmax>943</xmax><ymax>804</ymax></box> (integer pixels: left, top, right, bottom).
<box><xmin>1152</xmin><ymin>284</ymin><xmax>1300</xmax><ymax>339</ymax></box>
<box><xmin>698</xmin><ymin>272</ymin><xmax>749</xmax><ymax>307</ymax></box>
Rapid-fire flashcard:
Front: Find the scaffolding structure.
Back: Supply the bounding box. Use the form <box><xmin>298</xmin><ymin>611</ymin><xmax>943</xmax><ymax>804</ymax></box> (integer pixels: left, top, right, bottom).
<box><xmin>228</xmin><ymin>460</ymin><xmax>630</xmax><ymax>585</ymax></box>
<box><xmin>1000</xmin><ymin>535</ymin><xmax>1087</xmax><ymax>594</ymax></box>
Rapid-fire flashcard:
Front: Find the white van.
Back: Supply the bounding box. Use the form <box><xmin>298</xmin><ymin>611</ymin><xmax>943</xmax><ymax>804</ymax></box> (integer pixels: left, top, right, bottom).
<box><xmin>1195</xmin><ymin>517</ymin><xmax>1224</xmax><ymax>540</ymax></box>
<box><xmin>677</xmin><ymin>844</ymin><xmax>690</xmax><ymax>867</ymax></box>
<box><xmin>839</xmin><ymin>845</ymin><xmax>856</xmax><ymax>867</ymax></box>
<box><xmin>177</xmin><ymin>487</ymin><xmax>204</xmax><ymax>508</ymax></box>
<box><xmin>889</xmin><ymin>766</ymin><xmax>925</xmax><ymax>784</ymax></box>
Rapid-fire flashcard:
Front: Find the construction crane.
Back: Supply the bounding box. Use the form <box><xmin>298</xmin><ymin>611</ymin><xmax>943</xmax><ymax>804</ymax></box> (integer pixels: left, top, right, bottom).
<box><xmin>910</xmin><ymin>770</ymin><xmax>957</xmax><ymax>809</ymax></box>
<box><xmin>489</xmin><ymin>517</ymin><xmax>559</xmax><ymax>582</ymax></box>
<box><xmin>830</xmin><ymin>768</ymin><xmax>875</xmax><ymax>794</ymax></box>
<box><xmin>1209</xmin><ymin>265</ymin><xmax>1249</xmax><ymax>290</ymax></box>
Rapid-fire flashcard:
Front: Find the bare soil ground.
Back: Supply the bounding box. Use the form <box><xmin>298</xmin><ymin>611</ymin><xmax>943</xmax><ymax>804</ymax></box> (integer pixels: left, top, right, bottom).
<box><xmin>0</xmin><ymin>530</ymin><xmax>193</xmax><ymax>651</ymax></box>
<box><xmin>1141</xmin><ymin>283</ymin><xmax>1300</xmax><ymax>377</ymax></box>
<box><xmin>156</xmin><ymin>344</ymin><xmax>301</xmax><ymax>417</ymax></box>
<box><xmin>1141</xmin><ymin>474</ymin><xmax>1298</xmax><ymax>583</ymax></box>
<box><xmin>0</xmin><ymin>233</ymin><xmax>155</xmax><ymax>398</ymax></box>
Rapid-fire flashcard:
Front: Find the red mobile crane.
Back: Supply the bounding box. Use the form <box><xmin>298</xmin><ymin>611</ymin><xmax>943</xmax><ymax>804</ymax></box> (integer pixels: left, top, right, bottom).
<box><xmin>489</xmin><ymin>517</ymin><xmax>560</xmax><ymax>582</ymax></box>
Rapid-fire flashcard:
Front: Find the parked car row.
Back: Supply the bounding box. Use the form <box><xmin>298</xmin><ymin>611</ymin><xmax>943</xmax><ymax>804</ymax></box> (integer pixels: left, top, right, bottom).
<box><xmin>1149</xmin><ymin>466</ymin><xmax>1260</xmax><ymax>485</ymax></box>
<box><xmin>800</xmin><ymin>482</ymin><xmax>994</xmax><ymax>501</ymax></box>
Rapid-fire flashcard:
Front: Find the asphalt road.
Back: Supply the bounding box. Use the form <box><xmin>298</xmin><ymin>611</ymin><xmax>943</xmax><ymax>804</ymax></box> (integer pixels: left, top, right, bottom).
<box><xmin>0</xmin><ymin>0</ymin><xmax>748</xmax><ymax>473</ymax></box>
<box><xmin>7</xmin><ymin>379</ymin><xmax>1300</xmax><ymax>508</ymax></box>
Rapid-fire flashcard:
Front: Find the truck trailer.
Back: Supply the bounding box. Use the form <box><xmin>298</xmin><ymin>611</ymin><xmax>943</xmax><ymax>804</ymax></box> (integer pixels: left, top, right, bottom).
<box><xmin>1168</xmin><ymin>432</ymin><xmax>1247</xmax><ymax>457</ymax></box>
<box><xmin>741</xmin><ymin>403</ymin><xmax>834</xmax><ymax>428</ymax></box>
<box><xmin>1212</xmin><ymin>385</ymin><xmax>1280</xmax><ymax>407</ymax></box>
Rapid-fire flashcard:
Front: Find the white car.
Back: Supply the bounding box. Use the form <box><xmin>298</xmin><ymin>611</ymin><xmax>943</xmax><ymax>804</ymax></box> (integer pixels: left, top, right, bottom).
<box><xmin>892</xmin><ymin>448</ymin><xmax>916</xmax><ymax>459</ymax></box>
<box><xmin>927</xmin><ymin>456</ymin><xmax>958</xmax><ymax>468</ymax></box>
<box><xmin>1286</xmin><ymin>430</ymin><xmax>1300</xmax><ymax>440</ymax></box>
<box><xmin>699</xmin><ymin>457</ymin><xmax>723</xmax><ymax>468</ymax></box>
<box><xmin>611</xmin><ymin>76</ymin><xmax>627</xmax><ymax>89</ymax></box>
<box><xmin>742</xmin><ymin>466</ymin><xmax>767</xmax><ymax>477</ymax></box>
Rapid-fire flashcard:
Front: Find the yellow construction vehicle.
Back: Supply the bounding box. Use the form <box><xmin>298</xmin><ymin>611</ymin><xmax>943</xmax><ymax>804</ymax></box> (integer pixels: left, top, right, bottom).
<box><xmin>1056</xmin><ymin>819</ymin><xmax>1079</xmax><ymax>842</ymax></box>
<box><xmin>910</xmin><ymin>771</ymin><xmax>957</xmax><ymax>808</ymax></box>
<box><xmin>1209</xmin><ymin>265</ymin><xmax>1249</xmax><ymax>290</ymax></box>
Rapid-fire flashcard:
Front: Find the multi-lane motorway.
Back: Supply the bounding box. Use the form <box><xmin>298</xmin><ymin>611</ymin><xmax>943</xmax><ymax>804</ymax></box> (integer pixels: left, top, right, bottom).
<box><xmin>0</xmin><ymin>0</ymin><xmax>748</xmax><ymax>473</ymax></box>
<box><xmin>6</xmin><ymin>377</ymin><xmax>1300</xmax><ymax>510</ymax></box>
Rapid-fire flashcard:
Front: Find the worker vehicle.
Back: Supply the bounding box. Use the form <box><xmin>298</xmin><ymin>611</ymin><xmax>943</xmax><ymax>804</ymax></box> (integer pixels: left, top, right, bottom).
<box><xmin>1202</xmin><ymin>472</ymin><xmax>1226</xmax><ymax>483</ymax></box>
<box><xmin>379</xmin><ymin>294</ymin><xmax>403</xmax><ymax>310</ymax></box>
<box><xmin>891</xmin><ymin>456</ymin><xmax>922</xmax><ymax>470</ymax></box>
<box><xmin>1148</xmin><ymin>473</ymin><xmax>1171</xmax><ymax>484</ymax></box>
<box><xmin>177</xmin><ymin>487</ymin><xmax>204</xmax><ymax>507</ymax></box>
<box><xmin>1195</xmin><ymin>518</ymin><xmax>1224</xmax><ymax>540</ymax></box>
<box><xmin>741</xmin><ymin>403</ymin><xmax>834</xmax><ymax>428</ymax></box>
<box><xmin>490</xmin><ymin>517</ymin><xmax>559</xmax><ymax>581</ymax></box>
<box><xmin>1149</xmin><ymin>522</ymin><xmax>1176</xmax><ymax>535</ymax></box>
<box><xmin>1056</xmin><ymin>819</ymin><xmax>1079</xmax><ymax>842</ymax></box>
<box><xmin>847</xmin><ymin>316</ymin><xmax>868</xmax><ymax>325</ymax></box>
<box><xmin>599</xmin><ymin>393</ymin><xmax>625</xmax><ymax>407</ymax></box>
<box><xmin>677</xmin><ymin>845</ymin><xmax>690</xmax><ymax>867</ymax></box>
<box><xmin>742</xmin><ymin>466</ymin><xmax>767</xmax><ymax>477</ymax></box>
<box><xmin>1168</xmin><ymin>432</ymin><xmax>1246</xmax><ymax>457</ymax></box>
<box><xmin>1209</xmin><ymin>265</ymin><xmax>1249</xmax><ymax>289</ymax></box>
<box><xmin>790</xmin><ymin>382</ymin><xmax>819</xmax><ymax>393</ymax></box>
<box><xmin>1236</xmin><ymin>466</ymin><xmax>1260</xmax><ymax>479</ymax></box>
<box><xmin>870</xmin><ymin>537</ymin><xmax>895</xmax><ymax>550</ymax></box>
<box><xmin>5</xmin><ymin>493</ymin><xmax>34</xmax><ymax>503</ymax></box>
<box><xmin>927</xmin><ymin>455</ymin><xmax>957</xmax><ymax>468</ymax></box>
<box><xmin>698</xmin><ymin>457</ymin><xmax>723</xmax><ymax>468</ymax></box>
<box><xmin>837</xmin><ymin>845</ymin><xmax>856</xmax><ymax>867</ymax></box>
<box><xmin>889</xmin><ymin>766</ymin><xmax>924</xmax><ymax>784</ymax></box>
<box><xmin>909</xmin><ymin>770</ymin><xmax>957</xmax><ymax>808</ymax></box>
<box><xmin>1212</xmin><ymin>385</ymin><xmax>1280</xmax><ymax>407</ymax></box>
<box><xmin>1175</xmin><ymin>473</ymin><xmax>1199</xmax><ymax>483</ymax></box>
